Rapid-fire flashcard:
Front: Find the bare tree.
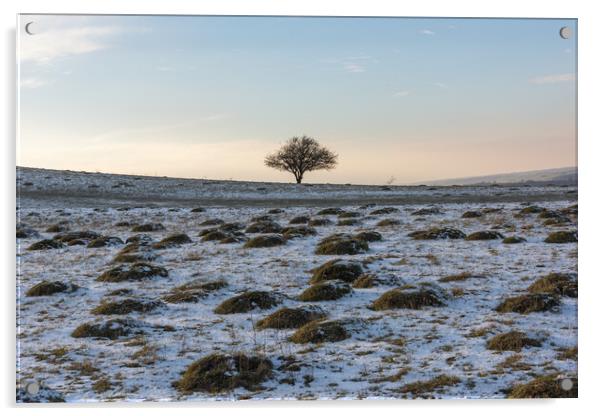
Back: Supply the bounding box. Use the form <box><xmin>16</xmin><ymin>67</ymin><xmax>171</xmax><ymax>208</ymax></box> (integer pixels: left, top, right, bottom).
<box><xmin>264</xmin><ymin>136</ymin><xmax>338</xmax><ymax>183</ymax></box>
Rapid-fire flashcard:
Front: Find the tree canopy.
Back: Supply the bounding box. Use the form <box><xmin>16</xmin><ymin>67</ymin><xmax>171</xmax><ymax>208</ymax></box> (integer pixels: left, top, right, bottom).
<box><xmin>264</xmin><ymin>136</ymin><xmax>338</xmax><ymax>183</ymax></box>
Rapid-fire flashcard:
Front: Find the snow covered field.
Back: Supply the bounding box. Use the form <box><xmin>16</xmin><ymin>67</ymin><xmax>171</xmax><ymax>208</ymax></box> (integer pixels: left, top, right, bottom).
<box><xmin>17</xmin><ymin>167</ymin><xmax>575</xmax><ymax>208</ymax></box>
<box><xmin>16</xmin><ymin>168</ymin><xmax>578</xmax><ymax>402</ymax></box>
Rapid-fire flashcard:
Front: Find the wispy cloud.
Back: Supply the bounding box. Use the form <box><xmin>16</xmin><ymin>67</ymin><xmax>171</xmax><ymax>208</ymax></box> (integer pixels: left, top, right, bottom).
<box><xmin>393</xmin><ymin>90</ymin><xmax>410</xmax><ymax>97</ymax></box>
<box><xmin>88</xmin><ymin>114</ymin><xmax>230</xmax><ymax>144</ymax></box>
<box><xmin>343</xmin><ymin>62</ymin><xmax>366</xmax><ymax>73</ymax></box>
<box><xmin>433</xmin><ymin>82</ymin><xmax>448</xmax><ymax>89</ymax></box>
<box><xmin>420</xmin><ymin>29</ymin><xmax>435</xmax><ymax>36</ymax></box>
<box><xmin>529</xmin><ymin>73</ymin><xmax>576</xmax><ymax>84</ymax></box>
<box><xmin>20</xmin><ymin>77</ymin><xmax>50</xmax><ymax>89</ymax></box>
<box><xmin>20</xmin><ymin>24</ymin><xmax>122</xmax><ymax>64</ymax></box>
<box><xmin>322</xmin><ymin>55</ymin><xmax>375</xmax><ymax>74</ymax></box>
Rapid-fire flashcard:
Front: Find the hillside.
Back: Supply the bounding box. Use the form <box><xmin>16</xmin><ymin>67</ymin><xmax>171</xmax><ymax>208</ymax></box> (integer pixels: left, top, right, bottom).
<box><xmin>417</xmin><ymin>167</ymin><xmax>577</xmax><ymax>186</ymax></box>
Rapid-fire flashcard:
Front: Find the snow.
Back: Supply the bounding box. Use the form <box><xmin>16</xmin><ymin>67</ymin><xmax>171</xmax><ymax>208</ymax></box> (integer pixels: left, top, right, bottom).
<box><xmin>16</xmin><ymin>167</ymin><xmax>578</xmax><ymax>401</ymax></box>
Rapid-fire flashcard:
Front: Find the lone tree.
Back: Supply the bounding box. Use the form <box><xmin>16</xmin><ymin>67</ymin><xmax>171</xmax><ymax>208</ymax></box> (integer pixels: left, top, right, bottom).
<box><xmin>264</xmin><ymin>136</ymin><xmax>338</xmax><ymax>184</ymax></box>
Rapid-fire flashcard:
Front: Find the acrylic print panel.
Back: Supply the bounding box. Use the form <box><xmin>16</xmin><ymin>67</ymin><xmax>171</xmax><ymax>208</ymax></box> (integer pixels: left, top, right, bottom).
<box><xmin>16</xmin><ymin>14</ymin><xmax>577</xmax><ymax>402</ymax></box>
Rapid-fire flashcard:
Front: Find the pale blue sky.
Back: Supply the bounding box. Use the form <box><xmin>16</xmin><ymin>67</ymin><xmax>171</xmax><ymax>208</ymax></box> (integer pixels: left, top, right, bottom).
<box><xmin>19</xmin><ymin>15</ymin><xmax>577</xmax><ymax>184</ymax></box>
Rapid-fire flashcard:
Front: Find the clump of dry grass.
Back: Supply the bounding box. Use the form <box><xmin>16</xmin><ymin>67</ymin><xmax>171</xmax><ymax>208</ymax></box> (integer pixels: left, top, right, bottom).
<box><xmin>45</xmin><ymin>223</ymin><xmax>69</xmax><ymax>233</ymax></box>
<box><xmin>71</xmin><ymin>319</ymin><xmax>142</xmax><ymax>339</ymax></box>
<box><xmin>199</xmin><ymin>228</ymin><xmax>228</xmax><ymax>241</ymax></box>
<box><xmin>451</xmin><ymin>287</ymin><xmax>465</xmax><ymax>297</ymax></box>
<box><xmin>371</xmin><ymin>284</ymin><xmax>446</xmax><ymax>310</ymax></box>
<box><xmin>243</xmin><ymin>234</ymin><xmax>286</xmax><ymax>248</ymax></box>
<box><xmin>502</xmin><ymin>236</ymin><xmax>526</xmax><ymax>244</ymax></box>
<box><xmin>256</xmin><ymin>306</ymin><xmax>327</xmax><ymax>330</ymax></box>
<box><xmin>308</xmin><ymin>218</ymin><xmax>332</xmax><ymax>227</ymax></box>
<box><xmin>87</xmin><ymin>236</ymin><xmax>124</xmax><ymax>248</ymax></box>
<box><xmin>461</xmin><ymin>211</ymin><xmax>482</xmax><ymax>218</ymax></box>
<box><xmin>162</xmin><ymin>291</ymin><xmax>205</xmax><ymax>303</ymax></box>
<box><xmin>53</xmin><ymin>230</ymin><xmax>101</xmax><ymax>243</ymax></box>
<box><xmin>466</xmin><ymin>325</ymin><xmax>496</xmax><ymax>338</ymax></box>
<box><xmin>152</xmin><ymin>233</ymin><xmax>192</xmax><ymax>249</ymax></box>
<box><xmin>544</xmin><ymin>231</ymin><xmax>577</xmax><ymax>243</ymax></box>
<box><xmin>310</xmin><ymin>259</ymin><xmax>364</xmax><ymax>284</ymax></box>
<box><xmin>92</xmin><ymin>378</ymin><xmax>113</xmax><ymax>394</ymax></box>
<box><xmin>507</xmin><ymin>374</ymin><xmax>577</xmax><ymax>398</ymax></box>
<box><xmin>315</xmin><ymin>234</ymin><xmax>369</xmax><ymax>255</ymax></box>
<box><xmin>557</xmin><ymin>346</ymin><xmax>577</xmax><ymax>361</ymax></box>
<box><xmin>298</xmin><ymin>281</ymin><xmax>352</xmax><ymax>301</ymax></box>
<box><xmin>486</xmin><ymin>331</ymin><xmax>541</xmax><ymax>352</ymax></box>
<box><xmin>91</xmin><ymin>298</ymin><xmax>163</xmax><ymax>315</ymax></box>
<box><xmin>96</xmin><ymin>263</ymin><xmax>168</xmax><ymax>282</ymax></box>
<box><xmin>338</xmin><ymin>211</ymin><xmax>361</xmax><ymax>218</ymax></box>
<box><xmin>68</xmin><ymin>360</ymin><xmax>100</xmax><ymax>376</ymax></box>
<box><xmin>214</xmin><ymin>291</ymin><xmax>281</xmax><ymax>314</ymax></box>
<box><xmin>465</xmin><ymin>231</ymin><xmax>504</xmax><ymax>241</ymax></box>
<box><xmin>16</xmin><ymin>224</ymin><xmax>40</xmax><ymax>239</ymax></box>
<box><xmin>411</xmin><ymin>207</ymin><xmax>442</xmax><ymax>216</ymax></box>
<box><xmin>289</xmin><ymin>215</ymin><xmax>310</xmax><ymax>224</ymax></box>
<box><xmin>519</xmin><ymin>205</ymin><xmax>545</xmax><ymax>215</ymax></box>
<box><xmin>289</xmin><ymin>320</ymin><xmax>349</xmax><ymax>344</ymax></box>
<box><xmin>131</xmin><ymin>223</ymin><xmax>165</xmax><ymax>232</ymax></box>
<box><xmin>112</xmin><ymin>251</ymin><xmax>157</xmax><ymax>263</ymax></box>
<box><xmin>352</xmin><ymin>274</ymin><xmax>377</xmax><ymax>288</ymax></box>
<box><xmin>26</xmin><ymin>281</ymin><xmax>79</xmax><ymax>297</ymax></box>
<box><xmin>163</xmin><ymin>281</ymin><xmax>215</xmax><ymax>303</ymax></box>
<box><xmin>316</xmin><ymin>208</ymin><xmax>344</xmax><ymax>216</ymax></box>
<box><xmin>281</xmin><ymin>226</ymin><xmax>317</xmax><ymax>239</ymax></box>
<box><xmin>408</xmin><ymin>228</ymin><xmax>465</xmax><ymax>240</ymax></box>
<box><xmin>376</xmin><ymin>218</ymin><xmax>401</xmax><ymax>227</ymax></box>
<box><xmin>370</xmin><ymin>207</ymin><xmax>400</xmax><ymax>215</ymax></box>
<box><xmin>399</xmin><ymin>375</ymin><xmax>461</xmax><ymax>396</ymax></box>
<box><xmin>174</xmin><ymin>353</ymin><xmax>273</xmax><ymax>394</ymax></box>
<box><xmin>354</xmin><ymin>231</ymin><xmax>383</xmax><ymax>242</ymax></box>
<box><xmin>200</xmin><ymin>218</ymin><xmax>225</xmax><ymax>226</ymax></box>
<box><xmin>495</xmin><ymin>293</ymin><xmax>559</xmax><ymax>314</ymax></box>
<box><xmin>176</xmin><ymin>279</ymin><xmax>228</xmax><ymax>292</ymax></box>
<box><xmin>438</xmin><ymin>272</ymin><xmax>486</xmax><ymax>283</ymax></box>
<box><xmin>245</xmin><ymin>220</ymin><xmax>283</xmax><ymax>234</ymax></box>
<box><xmin>528</xmin><ymin>273</ymin><xmax>577</xmax><ymax>298</ymax></box>
<box><xmin>27</xmin><ymin>239</ymin><xmax>65</xmax><ymax>250</ymax></box>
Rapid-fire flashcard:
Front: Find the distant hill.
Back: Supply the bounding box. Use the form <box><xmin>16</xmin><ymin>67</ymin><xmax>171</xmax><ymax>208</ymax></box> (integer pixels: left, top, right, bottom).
<box><xmin>417</xmin><ymin>167</ymin><xmax>577</xmax><ymax>186</ymax></box>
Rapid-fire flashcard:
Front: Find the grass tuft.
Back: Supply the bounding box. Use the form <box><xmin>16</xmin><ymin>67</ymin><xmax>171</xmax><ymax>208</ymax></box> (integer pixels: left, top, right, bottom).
<box><xmin>544</xmin><ymin>231</ymin><xmax>577</xmax><ymax>243</ymax></box>
<box><xmin>289</xmin><ymin>320</ymin><xmax>349</xmax><ymax>344</ymax></box>
<box><xmin>508</xmin><ymin>374</ymin><xmax>577</xmax><ymax>398</ymax></box>
<box><xmin>214</xmin><ymin>291</ymin><xmax>281</xmax><ymax>314</ymax></box>
<box><xmin>256</xmin><ymin>306</ymin><xmax>327</xmax><ymax>330</ymax></box>
<box><xmin>486</xmin><ymin>331</ymin><xmax>541</xmax><ymax>352</ymax></box>
<box><xmin>495</xmin><ymin>293</ymin><xmax>560</xmax><ymax>314</ymax></box>
<box><xmin>315</xmin><ymin>234</ymin><xmax>368</xmax><ymax>255</ymax></box>
<box><xmin>371</xmin><ymin>284</ymin><xmax>446</xmax><ymax>310</ymax></box>
<box><xmin>298</xmin><ymin>281</ymin><xmax>352</xmax><ymax>301</ymax></box>
<box><xmin>175</xmin><ymin>353</ymin><xmax>273</xmax><ymax>394</ymax></box>
<box><xmin>528</xmin><ymin>273</ymin><xmax>577</xmax><ymax>298</ymax></box>
<box><xmin>310</xmin><ymin>259</ymin><xmax>364</xmax><ymax>284</ymax></box>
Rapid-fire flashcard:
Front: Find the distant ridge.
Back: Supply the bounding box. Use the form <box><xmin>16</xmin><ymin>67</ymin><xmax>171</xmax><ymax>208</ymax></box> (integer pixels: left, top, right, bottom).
<box><xmin>416</xmin><ymin>167</ymin><xmax>577</xmax><ymax>186</ymax></box>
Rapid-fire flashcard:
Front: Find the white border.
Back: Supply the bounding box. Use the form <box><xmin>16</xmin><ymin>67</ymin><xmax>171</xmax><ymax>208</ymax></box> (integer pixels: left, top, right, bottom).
<box><xmin>3</xmin><ymin>1</ymin><xmax>601</xmax><ymax>415</ymax></box>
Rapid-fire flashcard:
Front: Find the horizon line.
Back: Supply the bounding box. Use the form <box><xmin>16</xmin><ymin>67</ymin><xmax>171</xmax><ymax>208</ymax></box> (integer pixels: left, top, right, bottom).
<box><xmin>16</xmin><ymin>164</ymin><xmax>577</xmax><ymax>187</ymax></box>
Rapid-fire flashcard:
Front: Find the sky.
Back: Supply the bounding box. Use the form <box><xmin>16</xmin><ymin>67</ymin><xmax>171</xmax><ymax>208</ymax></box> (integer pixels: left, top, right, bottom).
<box><xmin>18</xmin><ymin>15</ymin><xmax>577</xmax><ymax>185</ymax></box>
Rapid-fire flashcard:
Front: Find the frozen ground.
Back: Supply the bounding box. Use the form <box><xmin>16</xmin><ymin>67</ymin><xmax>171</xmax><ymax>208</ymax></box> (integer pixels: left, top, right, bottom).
<box><xmin>16</xmin><ymin>168</ymin><xmax>578</xmax><ymax>402</ymax></box>
<box><xmin>17</xmin><ymin>167</ymin><xmax>576</xmax><ymax>208</ymax></box>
